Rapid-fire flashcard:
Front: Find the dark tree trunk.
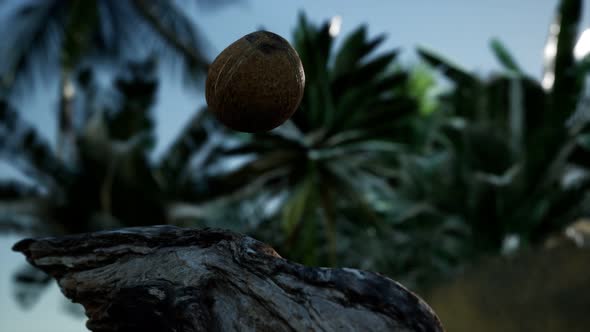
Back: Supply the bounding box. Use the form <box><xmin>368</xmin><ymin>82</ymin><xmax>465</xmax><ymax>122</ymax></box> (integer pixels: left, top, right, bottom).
<box><xmin>13</xmin><ymin>226</ymin><xmax>444</xmax><ymax>332</ymax></box>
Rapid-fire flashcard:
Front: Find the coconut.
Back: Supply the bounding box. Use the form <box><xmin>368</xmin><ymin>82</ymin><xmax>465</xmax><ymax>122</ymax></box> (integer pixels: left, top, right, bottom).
<box><xmin>205</xmin><ymin>31</ymin><xmax>305</xmax><ymax>133</ymax></box>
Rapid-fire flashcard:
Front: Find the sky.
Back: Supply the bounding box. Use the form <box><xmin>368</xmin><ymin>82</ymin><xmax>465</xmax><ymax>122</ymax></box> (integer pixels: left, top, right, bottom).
<box><xmin>1</xmin><ymin>1</ymin><xmax>589</xmax><ymax>331</ymax></box>
<box><xmin>0</xmin><ymin>236</ymin><xmax>86</xmax><ymax>332</ymax></box>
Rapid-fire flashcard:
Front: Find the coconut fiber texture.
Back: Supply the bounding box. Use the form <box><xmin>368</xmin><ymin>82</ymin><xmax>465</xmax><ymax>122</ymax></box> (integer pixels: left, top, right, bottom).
<box><xmin>206</xmin><ymin>31</ymin><xmax>305</xmax><ymax>133</ymax></box>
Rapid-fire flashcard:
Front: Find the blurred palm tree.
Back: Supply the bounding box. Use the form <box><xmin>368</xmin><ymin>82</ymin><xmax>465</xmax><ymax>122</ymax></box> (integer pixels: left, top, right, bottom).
<box><xmin>185</xmin><ymin>14</ymin><xmax>435</xmax><ymax>268</ymax></box>
<box><xmin>0</xmin><ymin>0</ymin><xmax>234</xmax><ymax>160</ymax></box>
<box><xmin>407</xmin><ymin>0</ymin><xmax>590</xmax><ymax>257</ymax></box>
<box><xmin>0</xmin><ymin>0</ymin><xmax>240</xmax><ymax>309</ymax></box>
<box><xmin>0</xmin><ymin>56</ymin><xmax>231</xmax><ymax>308</ymax></box>
<box><xmin>0</xmin><ymin>56</ymin><xmax>231</xmax><ymax>232</ymax></box>
<box><xmin>0</xmin><ymin>2</ymin><xmax>454</xmax><ymax>292</ymax></box>
<box><xmin>193</xmin><ymin>0</ymin><xmax>590</xmax><ymax>288</ymax></box>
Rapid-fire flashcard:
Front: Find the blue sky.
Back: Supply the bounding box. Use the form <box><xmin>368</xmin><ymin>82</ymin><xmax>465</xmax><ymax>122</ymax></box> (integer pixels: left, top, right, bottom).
<box><xmin>1</xmin><ymin>1</ymin><xmax>589</xmax><ymax>331</ymax></box>
<box><xmin>195</xmin><ymin>0</ymin><xmax>565</xmax><ymax>76</ymax></box>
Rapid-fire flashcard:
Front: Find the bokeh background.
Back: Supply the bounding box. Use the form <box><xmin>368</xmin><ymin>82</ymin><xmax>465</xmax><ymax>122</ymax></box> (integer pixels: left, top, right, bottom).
<box><xmin>1</xmin><ymin>0</ymin><xmax>590</xmax><ymax>331</ymax></box>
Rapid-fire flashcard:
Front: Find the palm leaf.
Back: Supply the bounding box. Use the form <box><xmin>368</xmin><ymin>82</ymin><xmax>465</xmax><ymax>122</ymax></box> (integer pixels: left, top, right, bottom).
<box><xmin>157</xmin><ymin>110</ymin><xmax>211</xmax><ymax>193</ymax></box>
<box><xmin>132</xmin><ymin>0</ymin><xmax>212</xmax><ymax>83</ymax></box>
<box><xmin>490</xmin><ymin>38</ymin><xmax>523</xmax><ymax>75</ymax></box>
<box><xmin>0</xmin><ymin>180</ymin><xmax>40</xmax><ymax>200</ymax></box>
<box><xmin>332</xmin><ymin>25</ymin><xmax>386</xmax><ymax>78</ymax></box>
<box><xmin>293</xmin><ymin>13</ymin><xmax>336</xmax><ymax>130</ymax></box>
<box><xmin>61</xmin><ymin>0</ymin><xmax>100</xmax><ymax>70</ymax></box>
<box><xmin>281</xmin><ymin>177</ymin><xmax>314</xmax><ymax>236</ymax></box>
<box><xmin>417</xmin><ymin>46</ymin><xmax>476</xmax><ymax>84</ymax></box>
<box><xmin>0</xmin><ymin>1</ymin><xmax>66</xmax><ymax>94</ymax></box>
<box><xmin>0</xmin><ymin>100</ymin><xmax>71</xmax><ymax>187</ymax></box>
<box><xmin>331</xmin><ymin>49</ymin><xmax>399</xmax><ymax>98</ymax></box>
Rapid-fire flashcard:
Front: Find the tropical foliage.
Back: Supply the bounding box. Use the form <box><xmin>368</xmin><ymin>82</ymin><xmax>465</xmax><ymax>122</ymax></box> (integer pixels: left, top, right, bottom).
<box><xmin>0</xmin><ymin>0</ymin><xmax>235</xmax><ymax>307</ymax></box>
<box><xmin>189</xmin><ymin>14</ymin><xmax>426</xmax><ymax>268</ymax></box>
<box><xmin>0</xmin><ymin>0</ymin><xmax>222</xmax><ymax>164</ymax></box>
<box><xmin>1</xmin><ymin>0</ymin><xmax>589</xmax><ymax>302</ymax></box>
<box><xmin>1</xmin><ymin>56</ymin><xmax>238</xmax><ymax>307</ymax></box>
<box><xmin>1</xmin><ymin>0</ymin><xmax>213</xmax><ymax>89</ymax></box>
<box><xmin>192</xmin><ymin>0</ymin><xmax>590</xmax><ymax>287</ymax></box>
<box><xmin>410</xmin><ymin>0</ymin><xmax>590</xmax><ymax>253</ymax></box>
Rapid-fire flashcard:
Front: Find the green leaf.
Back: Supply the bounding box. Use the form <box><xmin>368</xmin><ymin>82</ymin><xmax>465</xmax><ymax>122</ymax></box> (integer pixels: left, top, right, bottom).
<box><xmin>355</xmin><ymin>96</ymin><xmax>417</xmax><ymax>132</ymax></box>
<box><xmin>332</xmin><ymin>25</ymin><xmax>386</xmax><ymax>78</ymax></box>
<box><xmin>132</xmin><ymin>0</ymin><xmax>211</xmax><ymax>82</ymax></box>
<box><xmin>316</xmin><ymin>21</ymin><xmax>334</xmax><ymax>70</ymax></box>
<box><xmin>1</xmin><ymin>1</ymin><xmax>67</xmax><ymax>94</ymax></box>
<box><xmin>490</xmin><ymin>38</ymin><xmax>523</xmax><ymax>75</ymax></box>
<box><xmin>294</xmin><ymin>13</ymin><xmax>336</xmax><ymax>130</ymax></box>
<box><xmin>157</xmin><ymin>110</ymin><xmax>209</xmax><ymax>186</ymax></box>
<box><xmin>0</xmin><ymin>102</ymin><xmax>72</xmax><ymax>187</ymax></box>
<box><xmin>319</xmin><ymin>186</ymin><xmax>337</xmax><ymax>265</ymax></box>
<box><xmin>417</xmin><ymin>46</ymin><xmax>476</xmax><ymax>84</ymax></box>
<box><xmin>294</xmin><ymin>12</ymin><xmax>331</xmax><ymax>80</ymax></box>
<box><xmin>334</xmin><ymin>50</ymin><xmax>399</xmax><ymax>87</ymax></box>
<box><xmin>322</xmin><ymin>162</ymin><xmax>383</xmax><ymax>225</ymax></box>
<box><xmin>281</xmin><ymin>177</ymin><xmax>314</xmax><ymax>235</ymax></box>
<box><xmin>408</xmin><ymin>66</ymin><xmax>438</xmax><ymax>115</ymax></box>
<box><xmin>375</xmin><ymin>71</ymin><xmax>408</xmax><ymax>92</ymax></box>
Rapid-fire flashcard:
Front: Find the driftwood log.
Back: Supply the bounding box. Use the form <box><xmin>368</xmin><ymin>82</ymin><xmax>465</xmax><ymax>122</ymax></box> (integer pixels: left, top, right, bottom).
<box><xmin>13</xmin><ymin>225</ymin><xmax>444</xmax><ymax>332</ymax></box>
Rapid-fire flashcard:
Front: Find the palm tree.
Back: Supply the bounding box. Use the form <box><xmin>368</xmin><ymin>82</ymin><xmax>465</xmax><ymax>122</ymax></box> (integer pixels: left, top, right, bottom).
<box><xmin>0</xmin><ymin>56</ymin><xmax>234</xmax><ymax>308</ymax></box>
<box><xmin>0</xmin><ymin>10</ymin><xmax>460</xmax><ymax>293</ymax></box>
<box><xmin>0</xmin><ymin>0</ymin><xmax>232</xmax><ymax>161</ymax></box>
<box><xmin>183</xmin><ymin>13</ymin><xmax>427</xmax><ymax>267</ymax></box>
<box><xmin>0</xmin><ymin>57</ymin><xmax>231</xmax><ymax>231</ymax></box>
<box><xmin>406</xmin><ymin>0</ymin><xmax>590</xmax><ymax>255</ymax></box>
<box><xmin>0</xmin><ymin>0</ymin><xmax>239</xmax><ymax>309</ymax></box>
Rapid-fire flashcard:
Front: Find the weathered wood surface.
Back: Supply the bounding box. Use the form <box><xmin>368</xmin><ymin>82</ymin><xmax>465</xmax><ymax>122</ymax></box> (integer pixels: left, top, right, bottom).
<box><xmin>13</xmin><ymin>225</ymin><xmax>444</xmax><ymax>332</ymax></box>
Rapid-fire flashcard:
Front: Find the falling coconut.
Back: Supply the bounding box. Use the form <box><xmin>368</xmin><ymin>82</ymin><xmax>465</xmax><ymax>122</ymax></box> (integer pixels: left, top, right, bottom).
<box><xmin>205</xmin><ymin>31</ymin><xmax>305</xmax><ymax>133</ymax></box>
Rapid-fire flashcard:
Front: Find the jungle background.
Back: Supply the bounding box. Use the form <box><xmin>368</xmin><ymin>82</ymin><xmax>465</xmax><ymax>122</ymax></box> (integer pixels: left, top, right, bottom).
<box><xmin>1</xmin><ymin>0</ymin><xmax>590</xmax><ymax>331</ymax></box>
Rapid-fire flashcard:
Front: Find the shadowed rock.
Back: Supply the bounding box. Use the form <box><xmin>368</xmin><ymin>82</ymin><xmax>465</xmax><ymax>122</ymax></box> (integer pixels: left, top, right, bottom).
<box><xmin>13</xmin><ymin>225</ymin><xmax>444</xmax><ymax>332</ymax></box>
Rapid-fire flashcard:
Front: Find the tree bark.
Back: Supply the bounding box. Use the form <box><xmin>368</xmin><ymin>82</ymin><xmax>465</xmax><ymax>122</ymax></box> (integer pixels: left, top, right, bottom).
<box><xmin>13</xmin><ymin>225</ymin><xmax>444</xmax><ymax>332</ymax></box>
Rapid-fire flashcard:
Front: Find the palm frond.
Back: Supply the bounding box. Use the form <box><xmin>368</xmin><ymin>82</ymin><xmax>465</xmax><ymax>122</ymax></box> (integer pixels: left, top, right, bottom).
<box><xmin>490</xmin><ymin>38</ymin><xmax>523</xmax><ymax>75</ymax></box>
<box><xmin>131</xmin><ymin>0</ymin><xmax>211</xmax><ymax>84</ymax></box>
<box><xmin>0</xmin><ymin>1</ymin><xmax>66</xmax><ymax>94</ymax></box>
<box><xmin>189</xmin><ymin>13</ymin><xmax>424</xmax><ymax>269</ymax></box>
<box><xmin>0</xmin><ymin>180</ymin><xmax>41</xmax><ymax>200</ymax></box>
<box><xmin>332</xmin><ymin>25</ymin><xmax>385</xmax><ymax>78</ymax></box>
<box><xmin>157</xmin><ymin>109</ymin><xmax>211</xmax><ymax>195</ymax></box>
<box><xmin>61</xmin><ymin>0</ymin><xmax>100</xmax><ymax>70</ymax></box>
<box><xmin>1</xmin><ymin>100</ymin><xmax>72</xmax><ymax>188</ymax></box>
<box><xmin>91</xmin><ymin>0</ymin><xmax>138</xmax><ymax>58</ymax></box>
<box><xmin>417</xmin><ymin>46</ymin><xmax>476</xmax><ymax>84</ymax></box>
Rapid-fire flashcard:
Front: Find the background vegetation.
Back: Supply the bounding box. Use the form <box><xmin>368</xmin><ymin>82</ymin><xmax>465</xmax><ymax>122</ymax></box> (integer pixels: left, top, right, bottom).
<box><xmin>1</xmin><ymin>0</ymin><xmax>589</xmax><ymax>311</ymax></box>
